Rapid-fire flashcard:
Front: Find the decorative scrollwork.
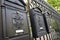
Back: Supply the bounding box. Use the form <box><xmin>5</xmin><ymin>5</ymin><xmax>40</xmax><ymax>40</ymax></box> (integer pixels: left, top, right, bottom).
<box><xmin>12</xmin><ymin>12</ymin><xmax>24</xmax><ymax>29</ymax></box>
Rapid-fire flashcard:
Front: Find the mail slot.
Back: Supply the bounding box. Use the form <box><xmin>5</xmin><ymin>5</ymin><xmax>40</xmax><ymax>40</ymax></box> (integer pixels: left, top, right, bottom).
<box><xmin>30</xmin><ymin>8</ymin><xmax>47</xmax><ymax>38</ymax></box>
<box><xmin>0</xmin><ymin>0</ymin><xmax>31</xmax><ymax>40</ymax></box>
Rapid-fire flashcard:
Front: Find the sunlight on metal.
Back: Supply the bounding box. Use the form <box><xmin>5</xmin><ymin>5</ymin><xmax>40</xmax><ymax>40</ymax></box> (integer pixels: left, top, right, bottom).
<box><xmin>23</xmin><ymin>0</ymin><xmax>28</xmax><ymax>3</ymax></box>
<box><xmin>44</xmin><ymin>0</ymin><xmax>47</xmax><ymax>2</ymax></box>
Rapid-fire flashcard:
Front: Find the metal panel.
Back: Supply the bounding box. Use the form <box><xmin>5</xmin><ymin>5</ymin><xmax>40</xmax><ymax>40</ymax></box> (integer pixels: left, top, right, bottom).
<box><xmin>0</xmin><ymin>3</ymin><xmax>3</xmax><ymax>40</ymax></box>
<box><xmin>0</xmin><ymin>0</ymin><xmax>31</xmax><ymax>40</ymax></box>
<box><xmin>30</xmin><ymin>8</ymin><xmax>47</xmax><ymax>38</ymax></box>
<box><xmin>1</xmin><ymin>7</ymin><xmax>30</xmax><ymax>40</ymax></box>
<box><xmin>5</xmin><ymin>8</ymin><xmax>29</xmax><ymax>37</ymax></box>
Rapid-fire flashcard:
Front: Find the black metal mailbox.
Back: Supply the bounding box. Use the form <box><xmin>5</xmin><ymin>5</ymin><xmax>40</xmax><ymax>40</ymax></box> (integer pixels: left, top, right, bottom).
<box><xmin>0</xmin><ymin>0</ymin><xmax>31</xmax><ymax>40</ymax></box>
<box><xmin>30</xmin><ymin>8</ymin><xmax>47</xmax><ymax>38</ymax></box>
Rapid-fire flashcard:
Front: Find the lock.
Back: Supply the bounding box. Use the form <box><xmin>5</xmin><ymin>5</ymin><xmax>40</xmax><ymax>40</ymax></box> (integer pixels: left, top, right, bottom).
<box><xmin>30</xmin><ymin>7</ymin><xmax>47</xmax><ymax>38</ymax></box>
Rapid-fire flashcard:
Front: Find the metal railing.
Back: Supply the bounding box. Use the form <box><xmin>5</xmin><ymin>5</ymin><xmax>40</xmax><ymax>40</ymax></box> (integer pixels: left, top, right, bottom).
<box><xmin>28</xmin><ymin>0</ymin><xmax>60</xmax><ymax>40</ymax></box>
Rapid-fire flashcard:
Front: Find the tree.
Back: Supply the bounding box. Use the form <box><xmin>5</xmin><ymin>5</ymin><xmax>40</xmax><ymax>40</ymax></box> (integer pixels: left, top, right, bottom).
<box><xmin>45</xmin><ymin>0</ymin><xmax>60</xmax><ymax>13</ymax></box>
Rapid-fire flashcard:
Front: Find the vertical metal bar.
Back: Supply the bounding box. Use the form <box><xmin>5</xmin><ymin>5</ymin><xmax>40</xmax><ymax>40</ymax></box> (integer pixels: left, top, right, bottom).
<box><xmin>41</xmin><ymin>36</ymin><xmax>44</xmax><ymax>40</ymax></box>
<box><xmin>49</xmin><ymin>34</ymin><xmax>51</xmax><ymax>40</ymax></box>
<box><xmin>26</xmin><ymin>0</ymin><xmax>33</xmax><ymax>40</ymax></box>
<box><xmin>35</xmin><ymin>38</ymin><xmax>36</xmax><ymax>40</ymax></box>
<box><xmin>35</xmin><ymin>38</ymin><xmax>40</xmax><ymax>40</ymax></box>
<box><xmin>48</xmin><ymin>34</ymin><xmax>50</xmax><ymax>40</ymax></box>
<box><xmin>46</xmin><ymin>34</ymin><xmax>48</xmax><ymax>40</ymax></box>
<box><xmin>47</xmin><ymin>34</ymin><xmax>52</xmax><ymax>40</ymax></box>
<box><xmin>43</xmin><ymin>36</ymin><xmax>45</xmax><ymax>40</ymax></box>
<box><xmin>50</xmin><ymin>33</ymin><xmax>52</xmax><ymax>40</ymax></box>
<box><xmin>44</xmin><ymin>35</ymin><xmax>47</xmax><ymax>40</ymax></box>
<box><xmin>51</xmin><ymin>33</ymin><xmax>53</xmax><ymax>40</ymax></box>
<box><xmin>40</xmin><ymin>37</ymin><xmax>41</xmax><ymax>40</ymax></box>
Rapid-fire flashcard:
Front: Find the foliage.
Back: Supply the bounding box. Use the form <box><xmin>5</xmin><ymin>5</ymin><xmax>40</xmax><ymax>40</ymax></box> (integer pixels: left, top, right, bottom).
<box><xmin>46</xmin><ymin>0</ymin><xmax>60</xmax><ymax>13</ymax></box>
<box><xmin>51</xmin><ymin>18</ymin><xmax>58</xmax><ymax>31</ymax></box>
<box><xmin>53</xmin><ymin>38</ymin><xmax>60</xmax><ymax>40</ymax></box>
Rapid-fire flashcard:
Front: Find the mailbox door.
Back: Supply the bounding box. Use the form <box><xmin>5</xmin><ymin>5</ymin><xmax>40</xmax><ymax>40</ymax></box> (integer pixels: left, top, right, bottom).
<box><xmin>1</xmin><ymin>0</ymin><xmax>31</xmax><ymax>40</ymax></box>
<box><xmin>2</xmin><ymin>7</ymin><xmax>30</xmax><ymax>40</ymax></box>
<box><xmin>6</xmin><ymin>8</ymin><xmax>29</xmax><ymax>37</ymax></box>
